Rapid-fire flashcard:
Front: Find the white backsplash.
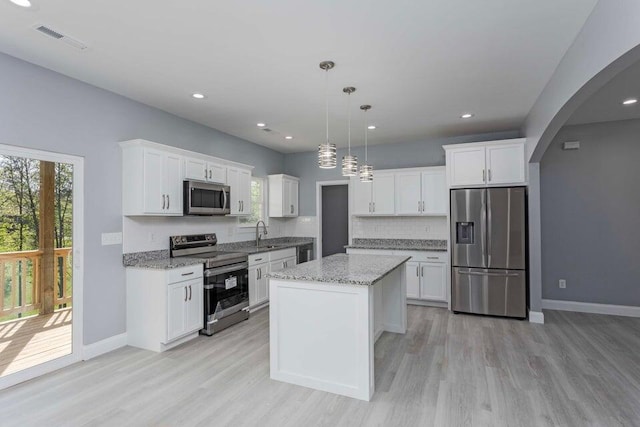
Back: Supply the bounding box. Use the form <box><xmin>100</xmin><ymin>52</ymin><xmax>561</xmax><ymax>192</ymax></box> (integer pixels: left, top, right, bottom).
<box><xmin>351</xmin><ymin>216</ymin><xmax>448</xmax><ymax>240</ymax></box>
<box><xmin>122</xmin><ymin>216</ymin><xmax>286</xmax><ymax>253</ymax></box>
<box><xmin>270</xmin><ymin>216</ymin><xmax>317</xmax><ymax>237</ymax></box>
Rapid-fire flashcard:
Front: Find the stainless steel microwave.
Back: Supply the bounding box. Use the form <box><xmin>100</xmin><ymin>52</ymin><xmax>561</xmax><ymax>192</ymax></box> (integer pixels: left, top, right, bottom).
<box><xmin>183</xmin><ymin>181</ymin><xmax>230</xmax><ymax>215</ymax></box>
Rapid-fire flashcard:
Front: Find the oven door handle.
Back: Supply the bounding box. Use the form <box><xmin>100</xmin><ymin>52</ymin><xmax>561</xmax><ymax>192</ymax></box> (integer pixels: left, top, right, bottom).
<box><xmin>204</xmin><ymin>262</ymin><xmax>249</xmax><ymax>277</ymax></box>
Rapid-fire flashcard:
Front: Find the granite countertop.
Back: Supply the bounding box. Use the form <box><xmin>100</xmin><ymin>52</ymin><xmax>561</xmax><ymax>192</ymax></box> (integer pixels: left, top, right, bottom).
<box><xmin>267</xmin><ymin>253</ymin><xmax>411</xmax><ymax>286</ymax></box>
<box><xmin>217</xmin><ymin>237</ymin><xmax>314</xmax><ymax>255</ymax></box>
<box><xmin>122</xmin><ymin>237</ymin><xmax>314</xmax><ymax>269</ymax></box>
<box><xmin>128</xmin><ymin>257</ymin><xmax>205</xmax><ymax>270</ymax></box>
<box><xmin>345</xmin><ymin>238</ymin><xmax>447</xmax><ymax>252</ymax></box>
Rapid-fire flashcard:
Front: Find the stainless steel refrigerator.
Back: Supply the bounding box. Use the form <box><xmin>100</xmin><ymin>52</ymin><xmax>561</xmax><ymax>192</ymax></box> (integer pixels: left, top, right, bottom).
<box><xmin>450</xmin><ymin>187</ymin><xmax>527</xmax><ymax>319</ymax></box>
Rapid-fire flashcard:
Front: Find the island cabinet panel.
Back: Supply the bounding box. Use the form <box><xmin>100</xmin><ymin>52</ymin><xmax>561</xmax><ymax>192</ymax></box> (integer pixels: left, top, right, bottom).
<box><xmin>269</xmin><ymin>261</ymin><xmax>407</xmax><ymax>401</ymax></box>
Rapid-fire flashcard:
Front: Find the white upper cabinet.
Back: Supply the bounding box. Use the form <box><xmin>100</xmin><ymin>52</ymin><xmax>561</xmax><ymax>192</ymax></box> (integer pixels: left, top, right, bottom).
<box><xmin>228</xmin><ymin>167</ymin><xmax>252</xmax><ymax>216</ymax></box>
<box><xmin>122</xmin><ymin>145</ymin><xmax>183</xmax><ymax>216</ymax></box>
<box><xmin>351</xmin><ymin>172</ymin><xmax>395</xmax><ymax>215</ymax></box>
<box><xmin>485</xmin><ymin>142</ymin><xmax>526</xmax><ymax>185</ymax></box>
<box><xmin>184</xmin><ymin>157</ymin><xmax>227</xmax><ymax>184</ymax></box>
<box><xmin>444</xmin><ymin>138</ymin><xmax>527</xmax><ymax>188</ymax></box>
<box><xmin>351</xmin><ymin>177</ymin><xmax>373</xmax><ymax>215</ymax></box>
<box><xmin>395</xmin><ymin>167</ymin><xmax>447</xmax><ymax>216</ymax></box>
<box><xmin>447</xmin><ymin>146</ymin><xmax>486</xmax><ymax>187</ymax></box>
<box><xmin>268</xmin><ymin>174</ymin><xmax>299</xmax><ymax>217</ymax></box>
<box><xmin>371</xmin><ymin>172</ymin><xmax>395</xmax><ymax>215</ymax></box>
<box><xmin>120</xmin><ymin>140</ymin><xmax>254</xmax><ymax>217</ymax></box>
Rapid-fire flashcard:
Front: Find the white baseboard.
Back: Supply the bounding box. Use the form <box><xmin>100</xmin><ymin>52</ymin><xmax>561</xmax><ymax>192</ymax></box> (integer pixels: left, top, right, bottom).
<box><xmin>542</xmin><ymin>299</ymin><xmax>640</xmax><ymax>318</ymax></box>
<box><xmin>83</xmin><ymin>333</ymin><xmax>128</xmax><ymax>360</ymax></box>
<box><xmin>528</xmin><ymin>310</ymin><xmax>544</xmax><ymax>324</ymax></box>
<box><xmin>407</xmin><ymin>299</ymin><xmax>448</xmax><ymax>308</ymax></box>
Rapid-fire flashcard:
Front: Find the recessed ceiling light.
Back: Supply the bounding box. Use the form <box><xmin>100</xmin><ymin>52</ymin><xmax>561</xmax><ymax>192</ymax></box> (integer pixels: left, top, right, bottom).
<box><xmin>285</xmin><ymin>136</ymin><xmax>293</xmax><ymax>140</ymax></box>
<box><xmin>192</xmin><ymin>93</ymin><xmax>205</xmax><ymax>99</ymax></box>
<box><xmin>257</xmin><ymin>123</ymin><xmax>266</xmax><ymax>127</ymax></box>
<box><xmin>10</xmin><ymin>0</ymin><xmax>31</xmax><ymax>7</ymax></box>
<box><xmin>367</xmin><ymin>125</ymin><xmax>376</xmax><ymax>130</ymax></box>
<box><xmin>622</xmin><ymin>98</ymin><xmax>637</xmax><ymax>105</ymax></box>
<box><xmin>461</xmin><ymin>113</ymin><xmax>474</xmax><ymax>119</ymax></box>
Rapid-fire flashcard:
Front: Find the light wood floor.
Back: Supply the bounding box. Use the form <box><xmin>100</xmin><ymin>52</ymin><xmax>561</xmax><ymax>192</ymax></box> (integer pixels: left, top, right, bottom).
<box><xmin>1</xmin><ymin>306</ymin><xmax>639</xmax><ymax>426</ymax></box>
<box><xmin>0</xmin><ymin>308</ymin><xmax>72</xmax><ymax>377</ymax></box>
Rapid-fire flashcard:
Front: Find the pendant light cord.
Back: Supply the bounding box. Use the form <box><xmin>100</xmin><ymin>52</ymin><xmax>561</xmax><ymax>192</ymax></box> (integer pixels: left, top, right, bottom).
<box><xmin>364</xmin><ymin>109</ymin><xmax>368</xmax><ymax>162</ymax></box>
<box><xmin>325</xmin><ymin>70</ymin><xmax>329</xmax><ymax>144</ymax></box>
<box><xmin>347</xmin><ymin>92</ymin><xmax>352</xmax><ymax>156</ymax></box>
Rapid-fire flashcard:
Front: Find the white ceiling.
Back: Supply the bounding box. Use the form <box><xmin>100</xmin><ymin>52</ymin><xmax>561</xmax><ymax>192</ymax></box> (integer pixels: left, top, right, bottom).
<box><xmin>567</xmin><ymin>59</ymin><xmax>640</xmax><ymax>126</ymax></box>
<box><xmin>0</xmin><ymin>0</ymin><xmax>597</xmax><ymax>153</ymax></box>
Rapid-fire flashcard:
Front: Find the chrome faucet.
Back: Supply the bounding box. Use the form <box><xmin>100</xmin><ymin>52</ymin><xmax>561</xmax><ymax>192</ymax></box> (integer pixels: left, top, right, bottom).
<box><xmin>256</xmin><ymin>220</ymin><xmax>268</xmax><ymax>247</ymax></box>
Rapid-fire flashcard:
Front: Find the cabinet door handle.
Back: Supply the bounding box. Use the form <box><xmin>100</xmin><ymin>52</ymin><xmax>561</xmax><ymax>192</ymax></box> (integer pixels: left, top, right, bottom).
<box><xmin>184</xmin><ymin>286</ymin><xmax>188</xmax><ymax>302</ymax></box>
<box><xmin>483</xmin><ymin>169</ymin><xmax>486</xmax><ymax>182</ymax></box>
<box><xmin>488</xmin><ymin>169</ymin><xmax>492</xmax><ymax>182</ymax></box>
<box><xmin>189</xmin><ymin>285</ymin><xmax>192</xmax><ymax>301</ymax></box>
<box><xmin>373</xmin><ymin>202</ymin><xmax>375</xmax><ymax>212</ymax></box>
<box><xmin>167</xmin><ymin>195</ymin><xmax>170</xmax><ymax>209</ymax></box>
<box><xmin>416</xmin><ymin>266</ymin><xmax>419</xmax><ymax>277</ymax></box>
<box><xmin>422</xmin><ymin>201</ymin><xmax>425</xmax><ymax>212</ymax></box>
<box><xmin>421</xmin><ymin>266</ymin><xmax>424</xmax><ymax>277</ymax></box>
<box><xmin>258</xmin><ymin>267</ymin><xmax>261</xmax><ymax>280</ymax></box>
<box><xmin>162</xmin><ymin>194</ymin><xmax>166</xmax><ymax>210</ymax></box>
<box><xmin>209</xmin><ymin>169</ymin><xmax>212</xmax><ymax>179</ymax></box>
<box><xmin>241</xmin><ymin>200</ymin><xmax>244</xmax><ymax>212</ymax></box>
<box><xmin>204</xmin><ymin>168</ymin><xmax>208</xmax><ymax>179</ymax></box>
<box><xmin>418</xmin><ymin>201</ymin><xmax>421</xmax><ymax>212</ymax></box>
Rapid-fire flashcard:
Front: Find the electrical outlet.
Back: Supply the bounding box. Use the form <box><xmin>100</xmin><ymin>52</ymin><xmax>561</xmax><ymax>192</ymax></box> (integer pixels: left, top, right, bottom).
<box><xmin>148</xmin><ymin>232</ymin><xmax>156</xmax><ymax>242</ymax></box>
<box><xmin>559</xmin><ymin>279</ymin><xmax>566</xmax><ymax>289</ymax></box>
<box><xmin>425</xmin><ymin>226</ymin><xmax>431</xmax><ymax>233</ymax></box>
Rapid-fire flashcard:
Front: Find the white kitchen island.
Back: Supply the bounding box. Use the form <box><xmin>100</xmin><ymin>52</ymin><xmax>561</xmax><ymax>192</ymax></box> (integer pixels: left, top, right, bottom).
<box><xmin>267</xmin><ymin>253</ymin><xmax>410</xmax><ymax>401</ymax></box>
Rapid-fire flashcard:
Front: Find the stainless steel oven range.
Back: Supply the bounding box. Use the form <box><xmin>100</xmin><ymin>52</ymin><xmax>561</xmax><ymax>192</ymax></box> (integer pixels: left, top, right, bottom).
<box><xmin>170</xmin><ymin>233</ymin><xmax>249</xmax><ymax>335</ymax></box>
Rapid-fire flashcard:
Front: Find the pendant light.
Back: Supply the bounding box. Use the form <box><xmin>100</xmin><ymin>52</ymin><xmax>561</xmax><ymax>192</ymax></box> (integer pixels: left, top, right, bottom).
<box><xmin>359</xmin><ymin>105</ymin><xmax>373</xmax><ymax>182</ymax></box>
<box><xmin>318</xmin><ymin>61</ymin><xmax>337</xmax><ymax>169</ymax></box>
<box><xmin>342</xmin><ymin>86</ymin><xmax>358</xmax><ymax>176</ymax></box>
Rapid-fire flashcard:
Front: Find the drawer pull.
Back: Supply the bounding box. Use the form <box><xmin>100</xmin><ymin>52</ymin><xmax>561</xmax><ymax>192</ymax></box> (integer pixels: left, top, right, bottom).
<box><xmin>427</xmin><ymin>257</ymin><xmax>439</xmax><ymax>260</ymax></box>
<box><xmin>254</xmin><ymin>258</ymin><xmax>263</xmax><ymax>262</ymax></box>
<box><xmin>181</xmin><ymin>272</ymin><xmax>195</xmax><ymax>276</ymax></box>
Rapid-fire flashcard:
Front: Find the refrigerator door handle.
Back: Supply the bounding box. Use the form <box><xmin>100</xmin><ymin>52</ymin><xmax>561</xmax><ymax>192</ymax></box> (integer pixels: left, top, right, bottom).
<box><xmin>487</xmin><ymin>190</ymin><xmax>492</xmax><ymax>268</ymax></box>
<box><xmin>481</xmin><ymin>190</ymin><xmax>487</xmax><ymax>268</ymax></box>
<box><xmin>458</xmin><ymin>270</ymin><xmax>520</xmax><ymax>277</ymax></box>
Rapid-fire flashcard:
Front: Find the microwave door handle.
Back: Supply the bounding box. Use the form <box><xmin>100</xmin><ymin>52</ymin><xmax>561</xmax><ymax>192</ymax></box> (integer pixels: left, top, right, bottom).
<box><xmin>222</xmin><ymin>189</ymin><xmax>228</xmax><ymax>211</ymax></box>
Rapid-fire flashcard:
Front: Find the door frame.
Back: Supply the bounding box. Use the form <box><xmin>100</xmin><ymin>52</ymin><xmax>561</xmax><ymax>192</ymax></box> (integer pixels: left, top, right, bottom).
<box><xmin>316</xmin><ymin>180</ymin><xmax>351</xmax><ymax>258</ymax></box>
<box><xmin>0</xmin><ymin>143</ymin><xmax>84</xmax><ymax>390</ymax></box>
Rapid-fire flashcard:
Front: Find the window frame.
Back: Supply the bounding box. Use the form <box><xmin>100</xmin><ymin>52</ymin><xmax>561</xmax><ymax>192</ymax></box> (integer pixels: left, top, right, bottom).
<box><xmin>238</xmin><ymin>176</ymin><xmax>268</xmax><ymax>228</ymax></box>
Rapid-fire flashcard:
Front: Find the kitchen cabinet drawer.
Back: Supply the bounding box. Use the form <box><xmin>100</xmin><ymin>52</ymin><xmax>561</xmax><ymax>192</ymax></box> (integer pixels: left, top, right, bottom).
<box><xmin>394</xmin><ymin>251</ymin><xmax>447</xmax><ymax>263</ymax></box>
<box><xmin>167</xmin><ymin>264</ymin><xmax>203</xmax><ymax>283</ymax></box>
<box><xmin>249</xmin><ymin>253</ymin><xmax>269</xmax><ymax>265</ymax></box>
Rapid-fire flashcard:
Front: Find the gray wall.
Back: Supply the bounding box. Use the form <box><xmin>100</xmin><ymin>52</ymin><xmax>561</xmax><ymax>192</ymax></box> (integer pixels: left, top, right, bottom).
<box><xmin>0</xmin><ymin>52</ymin><xmax>285</xmax><ymax>345</ymax></box>
<box><xmin>540</xmin><ymin>119</ymin><xmax>640</xmax><ymax>306</ymax></box>
<box><xmin>284</xmin><ymin>130</ymin><xmax>520</xmax><ymax>216</ymax></box>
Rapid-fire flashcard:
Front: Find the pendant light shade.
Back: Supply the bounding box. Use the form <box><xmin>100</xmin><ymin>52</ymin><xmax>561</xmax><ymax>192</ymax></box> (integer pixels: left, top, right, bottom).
<box><xmin>342</xmin><ymin>86</ymin><xmax>358</xmax><ymax>176</ymax></box>
<box><xmin>359</xmin><ymin>104</ymin><xmax>373</xmax><ymax>182</ymax></box>
<box><xmin>318</xmin><ymin>61</ymin><xmax>337</xmax><ymax>169</ymax></box>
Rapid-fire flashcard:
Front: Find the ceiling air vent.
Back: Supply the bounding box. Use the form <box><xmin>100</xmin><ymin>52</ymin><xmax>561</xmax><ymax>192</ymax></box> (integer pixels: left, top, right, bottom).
<box><xmin>34</xmin><ymin>24</ymin><xmax>88</xmax><ymax>51</ymax></box>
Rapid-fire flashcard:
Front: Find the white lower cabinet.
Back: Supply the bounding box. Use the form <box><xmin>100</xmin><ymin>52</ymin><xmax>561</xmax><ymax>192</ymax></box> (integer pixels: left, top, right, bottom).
<box><xmin>127</xmin><ymin>264</ymin><xmax>204</xmax><ymax>352</ymax></box>
<box><xmin>249</xmin><ymin>247</ymin><xmax>297</xmax><ymax>310</ymax></box>
<box><xmin>249</xmin><ymin>262</ymin><xmax>269</xmax><ymax>306</ymax></box>
<box><xmin>346</xmin><ymin>248</ymin><xmax>448</xmax><ymax>303</ymax></box>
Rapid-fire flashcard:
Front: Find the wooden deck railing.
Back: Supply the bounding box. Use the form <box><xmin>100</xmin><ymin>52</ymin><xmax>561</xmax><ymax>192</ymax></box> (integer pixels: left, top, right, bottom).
<box><xmin>0</xmin><ymin>248</ymin><xmax>72</xmax><ymax>318</ymax></box>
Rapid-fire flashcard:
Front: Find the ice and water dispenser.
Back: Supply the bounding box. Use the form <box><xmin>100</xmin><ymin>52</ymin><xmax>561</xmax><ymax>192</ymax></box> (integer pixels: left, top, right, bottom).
<box><xmin>456</xmin><ymin>222</ymin><xmax>474</xmax><ymax>244</ymax></box>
